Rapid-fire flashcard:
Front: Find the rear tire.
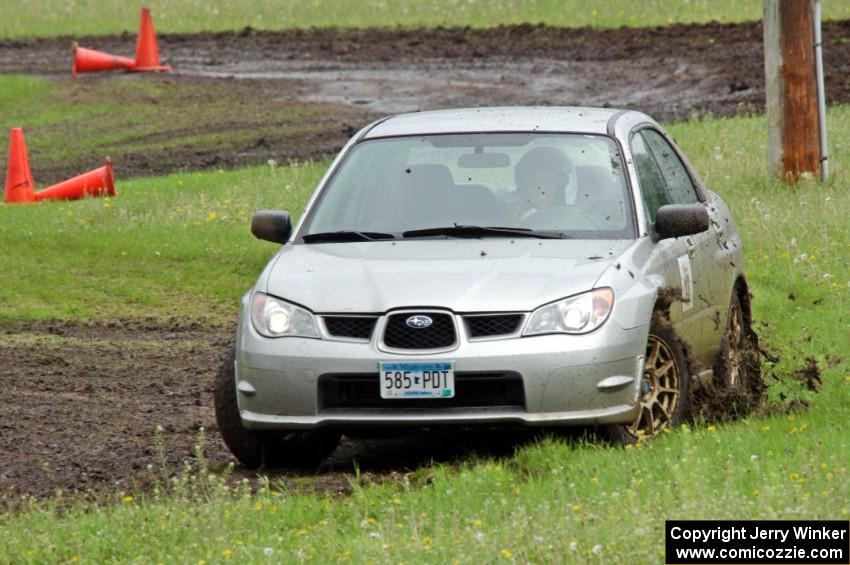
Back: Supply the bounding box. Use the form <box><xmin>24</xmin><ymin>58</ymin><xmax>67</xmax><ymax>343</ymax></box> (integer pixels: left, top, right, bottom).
<box><xmin>718</xmin><ymin>293</ymin><xmax>747</xmax><ymax>390</ymax></box>
<box><xmin>714</xmin><ymin>291</ymin><xmax>762</xmax><ymax>413</ymax></box>
<box><xmin>214</xmin><ymin>345</ymin><xmax>341</xmax><ymax>470</ymax></box>
<box><xmin>605</xmin><ymin>323</ymin><xmax>690</xmax><ymax>444</ymax></box>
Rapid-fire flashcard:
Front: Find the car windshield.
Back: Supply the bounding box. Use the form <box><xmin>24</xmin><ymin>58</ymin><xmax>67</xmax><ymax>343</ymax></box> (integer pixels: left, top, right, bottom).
<box><xmin>301</xmin><ymin>133</ymin><xmax>634</xmax><ymax>240</ymax></box>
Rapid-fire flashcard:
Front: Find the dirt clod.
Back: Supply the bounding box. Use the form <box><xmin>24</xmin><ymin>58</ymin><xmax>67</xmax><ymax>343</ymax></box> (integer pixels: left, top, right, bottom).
<box><xmin>790</xmin><ymin>357</ymin><xmax>822</xmax><ymax>392</ymax></box>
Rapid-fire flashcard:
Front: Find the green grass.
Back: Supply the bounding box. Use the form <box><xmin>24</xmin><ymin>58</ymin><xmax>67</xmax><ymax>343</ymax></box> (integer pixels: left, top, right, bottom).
<box><xmin>0</xmin><ymin>161</ymin><xmax>326</xmax><ymax>322</ymax></box>
<box><xmin>0</xmin><ymin>76</ymin><xmax>52</xmax><ymax>113</ymax></box>
<box><xmin>1</xmin><ymin>108</ymin><xmax>849</xmax><ymax>562</ymax></box>
<box><xmin>3</xmin><ymin>0</ymin><xmax>850</xmax><ymax>38</ymax></box>
<box><xmin>1</xmin><ymin>415</ymin><xmax>848</xmax><ymax>563</ymax></box>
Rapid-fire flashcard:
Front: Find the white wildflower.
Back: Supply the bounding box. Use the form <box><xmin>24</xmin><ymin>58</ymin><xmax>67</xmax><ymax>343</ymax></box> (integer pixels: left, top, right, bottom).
<box><xmin>592</xmin><ymin>544</ymin><xmax>603</xmax><ymax>555</ymax></box>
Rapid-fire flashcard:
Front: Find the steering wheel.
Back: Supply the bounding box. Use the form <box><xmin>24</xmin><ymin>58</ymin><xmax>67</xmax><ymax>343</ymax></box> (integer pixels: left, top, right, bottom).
<box><xmin>519</xmin><ymin>206</ymin><xmax>603</xmax><ymax>231</ymax></box>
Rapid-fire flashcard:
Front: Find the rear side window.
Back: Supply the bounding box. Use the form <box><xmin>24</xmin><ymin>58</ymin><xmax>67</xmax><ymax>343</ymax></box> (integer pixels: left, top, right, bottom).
<box><xmin>631</xmin><ymin>132</ymin><xmax>670</xmax><ymax>222</ymax></box>
<box><xmin>641</xmin><ymin>129</ymin><xmax>700</xmax><ymax>205</ymax></box>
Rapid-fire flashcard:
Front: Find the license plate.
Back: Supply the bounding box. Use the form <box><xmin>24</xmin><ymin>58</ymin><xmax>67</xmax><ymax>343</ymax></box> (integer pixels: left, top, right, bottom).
<box><xmin>379</xmin><ymin>361</ymin><xmax>455</xmax><ymax>399</ymax></box>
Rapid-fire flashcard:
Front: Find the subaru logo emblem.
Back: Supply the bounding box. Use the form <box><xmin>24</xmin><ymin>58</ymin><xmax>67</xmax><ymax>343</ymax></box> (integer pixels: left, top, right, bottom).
<box><xmin>406</xmin><ymin>315</ymin><xmax>433</xmax><ymax>329</ymax></box>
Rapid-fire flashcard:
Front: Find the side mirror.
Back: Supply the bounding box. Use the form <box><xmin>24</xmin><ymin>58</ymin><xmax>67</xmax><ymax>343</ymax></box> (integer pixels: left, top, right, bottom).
<box><xmin>251</xmin><ymin>210</ymin><xmax>292</xmax><ymax>244</ymax></box>
<box><xmin>655</xmin><ymin>204</ymin><xmax>709</xmax><ymax>239</ymax></box>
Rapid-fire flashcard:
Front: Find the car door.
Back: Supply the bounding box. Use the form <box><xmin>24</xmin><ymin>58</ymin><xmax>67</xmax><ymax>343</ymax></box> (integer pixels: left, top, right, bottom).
<box><xmin>630</xmin><ymin>128</ymin><xmax>719</xmax><ymax>368</ymax></box>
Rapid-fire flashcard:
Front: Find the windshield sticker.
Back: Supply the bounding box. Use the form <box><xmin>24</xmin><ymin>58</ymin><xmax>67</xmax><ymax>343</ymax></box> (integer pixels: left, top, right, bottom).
<box><xmin>678</xmin><ymin>255</ymin><xmax>694</xmax><ymax>312</ymax></box>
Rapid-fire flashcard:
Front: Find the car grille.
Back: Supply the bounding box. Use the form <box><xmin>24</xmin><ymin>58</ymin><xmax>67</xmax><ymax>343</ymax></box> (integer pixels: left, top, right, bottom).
<box><xmin>383</xmin><ymin>312</ymin><xmax>456</xmax><ymax>350</ymax></box>
<box><xmin>323</xmin><ymin>316</ymin><xmax>377</xmax><ymax>340</ymax></box>
<box><xmin>465</xmin><ymin>314</ymin><xmax>524</xmax><ymax>338</ymax></box>
<box><xmin>319</xmin><ymin>372</ymin><xmax>525</xmax><ymax>410</ymax></box>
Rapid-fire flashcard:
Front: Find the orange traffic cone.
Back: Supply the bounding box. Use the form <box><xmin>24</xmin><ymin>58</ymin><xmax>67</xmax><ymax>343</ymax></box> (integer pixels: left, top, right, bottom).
<box><xmin>71</xmin><ymin>42</ymin><xmax>136</xmax><ymax>79</ymax></box>
<box><xmin>34</xmin><ymin>158</ymin><xmax>115</xmax><ymax>202</ymax></box>
<box><xmin>132</xmin><ymin>8</ymin><xmax>171</xmax><ymax>72</ymax></box>
<box><xmin>4</xmin><ymin>128</ymin><xmax>36</xmax><ymax>204</ymax></box>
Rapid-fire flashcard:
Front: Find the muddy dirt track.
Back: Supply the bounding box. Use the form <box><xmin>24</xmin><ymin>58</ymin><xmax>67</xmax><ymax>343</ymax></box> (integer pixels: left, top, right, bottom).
<box><xmin>6</xmin><ymin>19</ymin><xmax>850</xmax><ymax>118</ymax></box>
<box><xmin>0</xmin><ymin>321</ymin><xmax>557</xmax><ymax>504</ymax></box>
<box><xmin>0</xmin><ymin>20</ymin><xmax>842</xmax><ymax>503</ymax></box>
<box><xmin>3</xmin><ymin>20</ymin><xmax>850</xmax><ymax>181</ymax></box>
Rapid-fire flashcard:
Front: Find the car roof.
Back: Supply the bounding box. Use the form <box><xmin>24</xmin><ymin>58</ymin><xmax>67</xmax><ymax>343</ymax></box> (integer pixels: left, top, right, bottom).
<box><xmin>362</xmin><ymin>106</ymin><xmax>646</xmax><ymax>139</ymax></box>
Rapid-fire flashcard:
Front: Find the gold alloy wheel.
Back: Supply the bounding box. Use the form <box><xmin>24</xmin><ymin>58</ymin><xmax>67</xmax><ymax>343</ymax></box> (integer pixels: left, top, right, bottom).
<box><xmin>626</xmin><ymin>334</ymin><xmax>681</xmax><ymax>439</ymax></box>
<box><xmin>725</xmin><ymin>301</ymin><xmax>743</xmax><ymax>389</ymax></box>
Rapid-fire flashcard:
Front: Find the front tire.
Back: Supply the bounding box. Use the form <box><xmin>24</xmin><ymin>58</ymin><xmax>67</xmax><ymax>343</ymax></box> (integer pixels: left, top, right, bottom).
<box><xmin>215</xmin><ymin>345</ymin><xmax>266</xmax><ymax>469</ymax></box>
<box><xmin>606</xmin><ymin>324</ymin><xmax>690</xmax><ymax>443</ymax></box>
<box><xmin>214</xmin><ymin>345</ymin><xmax>341</xmax><ymax>470</ymax></box>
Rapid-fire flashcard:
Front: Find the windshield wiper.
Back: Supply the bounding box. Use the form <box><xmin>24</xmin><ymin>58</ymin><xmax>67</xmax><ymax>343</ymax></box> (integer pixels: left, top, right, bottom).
<box><xmin>303</xmin><ymin>230</ymin><xmax>396</xmax><ymax>243</ymax></box>
<box><xmin>402</xmin><ymin>225</ymin><xmax>566</xmax><ymax>239</ymax></box>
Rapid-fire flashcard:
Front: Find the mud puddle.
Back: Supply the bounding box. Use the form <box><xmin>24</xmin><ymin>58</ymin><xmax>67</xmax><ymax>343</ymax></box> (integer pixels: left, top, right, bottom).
<box><xmin>178</xmin><ymin>56</ymin><xmax>735</xmax><ymax>118</ymax></box>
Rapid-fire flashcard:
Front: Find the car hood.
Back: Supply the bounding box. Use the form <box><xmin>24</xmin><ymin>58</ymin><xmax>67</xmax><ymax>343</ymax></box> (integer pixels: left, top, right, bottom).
<box><xmin>264</xmin><ymin>239</ymin><xmax>635</xmax><ymax>313</ymax></box>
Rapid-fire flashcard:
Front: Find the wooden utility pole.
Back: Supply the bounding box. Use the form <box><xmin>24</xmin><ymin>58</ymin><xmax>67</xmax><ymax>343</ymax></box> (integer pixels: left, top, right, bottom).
<box><xmin>763</xmin><ymin>0</ymin><xmax>821</xmax><ymax>182</ymax></box>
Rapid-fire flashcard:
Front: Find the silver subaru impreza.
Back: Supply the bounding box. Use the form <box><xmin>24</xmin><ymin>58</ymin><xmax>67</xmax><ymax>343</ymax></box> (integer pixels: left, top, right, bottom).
<box><xmin>215</xmin><ymin>106</ymin><xmax>756</xmax><ymax>469</ymax></box>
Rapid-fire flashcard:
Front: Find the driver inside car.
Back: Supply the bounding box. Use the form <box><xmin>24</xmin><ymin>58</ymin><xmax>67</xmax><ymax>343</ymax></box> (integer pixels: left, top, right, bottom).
<box><xmin>513</xmin><ymin>146</ymin><xmax>577</xmax><ymax>223</ymax></box>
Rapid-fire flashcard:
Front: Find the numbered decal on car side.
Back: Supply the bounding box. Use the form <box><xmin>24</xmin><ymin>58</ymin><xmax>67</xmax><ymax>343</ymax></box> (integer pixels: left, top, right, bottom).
<box><xmin>678</xmin><ymin>254</ymin><xmax>694</xmax><ymax>312</ymax></box>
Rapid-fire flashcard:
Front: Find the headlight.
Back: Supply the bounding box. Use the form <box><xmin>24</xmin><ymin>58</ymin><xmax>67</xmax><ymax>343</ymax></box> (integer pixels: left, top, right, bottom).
<box><xmin>250</xmin><ymin>292</ymin><xmax>319</xmax><ymax>338</ymax></box>
<box><xmin>523</xmin><ymin>288</ymin><xmax>614</xmax><ymax>336</ymax></box>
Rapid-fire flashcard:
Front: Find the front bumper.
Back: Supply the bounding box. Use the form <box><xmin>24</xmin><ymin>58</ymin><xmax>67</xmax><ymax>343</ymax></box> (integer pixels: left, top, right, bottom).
<box><xmin>235</xmin><ymin>301</ymin><xmax>650</xmax><ymax>430</ymax></box>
